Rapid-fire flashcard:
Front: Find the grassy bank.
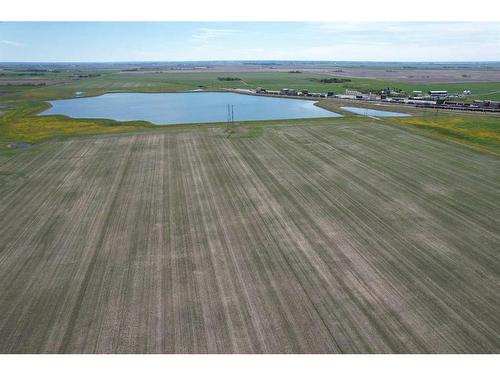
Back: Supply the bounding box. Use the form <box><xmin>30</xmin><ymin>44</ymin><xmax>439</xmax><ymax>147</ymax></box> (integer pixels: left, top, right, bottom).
<box><xmin>0</xmin><ymin>100</ymin><xmax>152</xmax><ymax>145</ymax></box>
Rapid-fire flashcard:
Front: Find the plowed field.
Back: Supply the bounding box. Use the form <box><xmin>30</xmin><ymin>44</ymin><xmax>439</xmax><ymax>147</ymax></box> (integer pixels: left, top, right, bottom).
<box><xmin>1</xmin><ymin>121</ymin><xmax>499</xmax><ymax>353</ymax></box>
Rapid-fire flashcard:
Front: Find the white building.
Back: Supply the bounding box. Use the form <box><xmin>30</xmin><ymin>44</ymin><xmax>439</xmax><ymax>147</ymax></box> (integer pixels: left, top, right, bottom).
<box><xmin>428</xmin><ymin>90</ymin><xmax>449</xmax><ymax>98</ymax></box>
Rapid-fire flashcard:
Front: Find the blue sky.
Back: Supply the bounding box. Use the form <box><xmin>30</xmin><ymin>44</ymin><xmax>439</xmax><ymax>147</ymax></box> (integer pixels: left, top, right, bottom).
<box><xmin>1</xmin><ymin>22</ymin><xmax>499</xmax><ymax>62</ymax></box>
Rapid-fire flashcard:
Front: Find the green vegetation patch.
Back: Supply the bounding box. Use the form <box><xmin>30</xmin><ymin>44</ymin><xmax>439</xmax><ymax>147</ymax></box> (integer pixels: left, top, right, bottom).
<box><xmin>387</xmin><ymin>115</ymin><xmax>500</xmax><ymax>154</ymax></box>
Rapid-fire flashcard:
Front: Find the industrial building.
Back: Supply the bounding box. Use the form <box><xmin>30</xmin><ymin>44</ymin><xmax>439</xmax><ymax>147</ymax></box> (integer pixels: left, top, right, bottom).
<box><xmin>428</xmin><ymin>90</ymin><xmax>449</xmax><ymax>98</ymax></box>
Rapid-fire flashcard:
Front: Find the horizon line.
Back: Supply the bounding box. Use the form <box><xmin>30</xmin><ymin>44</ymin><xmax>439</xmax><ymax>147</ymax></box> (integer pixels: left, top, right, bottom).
<box><xmin>2</xmin><ymin>60</ymin><xmax>500</xmax><ymax>64</ymax></box>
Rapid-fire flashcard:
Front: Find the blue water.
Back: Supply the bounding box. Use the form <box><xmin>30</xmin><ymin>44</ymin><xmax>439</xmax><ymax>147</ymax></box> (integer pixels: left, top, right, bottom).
<box><xmin>40</xmin><ymin>92</ymin><xmax>341</xmax><ymax>125</ymax></box>
<box><xmin>340</xmin><ymin>106</ymin><xmax>411</xmax><ymax>117</ymax></box>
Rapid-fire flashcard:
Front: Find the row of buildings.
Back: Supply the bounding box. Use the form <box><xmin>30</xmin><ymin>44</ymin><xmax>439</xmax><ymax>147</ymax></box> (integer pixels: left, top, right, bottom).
<box><xmin>254</xmin><ymin>87</ymin><xmax>457</xmax><ymax>101</ymax></box>
<box><xmin>252</xmin><ymin>87</ymin><xmax>500</xmax><ymax>112</ymax></box>
<box><xmin>255</xmin><ymin>87</ymin><xmax>330</xmax><ymax>98</ymax></box>
<box><xmin>416</xmin><ymin>99</ymin><xmax>500</xmax><ymax>112</ymax></box>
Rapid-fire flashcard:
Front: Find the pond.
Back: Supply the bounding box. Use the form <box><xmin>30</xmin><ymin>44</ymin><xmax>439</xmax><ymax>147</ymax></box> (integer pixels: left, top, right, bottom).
<box><xmin>340</xmin><ymin>106</ymin><xmax>411</xmax><ymax>117</ymax></box>
<box><xmin>40</xmin><ymin>92</ymin><xmax>341</xmax><ymax>125</ymax></box>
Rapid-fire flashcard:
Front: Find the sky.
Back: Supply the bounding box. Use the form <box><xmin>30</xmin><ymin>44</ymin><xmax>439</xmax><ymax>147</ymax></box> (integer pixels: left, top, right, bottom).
<box><xmin>0</xmin><ymin>22</ymin><xmax>499</xmax><ymax>62</ymax></box>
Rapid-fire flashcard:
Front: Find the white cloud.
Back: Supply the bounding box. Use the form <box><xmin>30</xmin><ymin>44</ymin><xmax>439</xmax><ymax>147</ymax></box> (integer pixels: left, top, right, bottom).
<box><xmin>1</xmin><ymin>39</ymin><xmax>24</xmax><ymax>47</ymax></box>
<box><xmin>191</xmin><ymin>28</ymin><xmax>242</xmax><ymax>43</ymax></box>
<box><xmin>314</xmin><ymin>22</ymin><xmax>500</xmax><ymax>46</ymax></box>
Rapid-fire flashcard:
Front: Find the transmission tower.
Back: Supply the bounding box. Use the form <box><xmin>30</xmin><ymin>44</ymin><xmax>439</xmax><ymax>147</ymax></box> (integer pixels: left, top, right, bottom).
<box><xmin>225</xmin><ymin>104</ymin><xmax>235</xmax><ymax>135</ymax></box>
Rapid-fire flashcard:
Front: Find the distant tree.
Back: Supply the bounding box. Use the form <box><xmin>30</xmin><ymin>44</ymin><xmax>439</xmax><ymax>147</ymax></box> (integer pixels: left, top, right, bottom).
<box><xmin>217</xmin><ymin>77</ymin><xmax>242</xmax><ymax>81</ymax></box>
<box><xmin>309</xmin><ymin>78</ymin><xmax>351</xmax><ymax>84</ymax></box>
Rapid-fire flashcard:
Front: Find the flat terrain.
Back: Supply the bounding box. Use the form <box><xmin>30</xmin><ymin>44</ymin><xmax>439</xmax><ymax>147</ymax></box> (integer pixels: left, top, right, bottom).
<box><xmin>1</xmin><ymin>120</ymin><xmax>499</xmax><ymax>353</ymax></box>
<box><xmin>1</xmin><ymin>65</ymin><xmax>499</xmax><ymax>149</ymax></box>
<box><xmin>3</xmin><ymin>68</ymin><xmax>500</xmax><ymax>102</ymax></box>
<box><xmin>150</xmin><ymin>66</ymin><xmax>500</xmax><ymax>83</ymax></box>
<box><xmin>34</xmin><ymin>71</ymin><xmax>500</xmax><ymax>101</ymax></box>
<box><xmin>318</xmin><ymin>67</ymin><xmax>500</xmax><ymax>83</ymax></box>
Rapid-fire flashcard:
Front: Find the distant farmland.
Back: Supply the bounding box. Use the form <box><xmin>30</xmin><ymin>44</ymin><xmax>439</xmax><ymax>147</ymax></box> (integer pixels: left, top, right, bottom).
<box><xmin>47</xmin><ymin>72</ymin><xmax>500</xmax><ymax>101</ymax></box>
<box><xmin>0</xmin><ymin>120</ymin><xmax>499</xmax><ymax>353</ymax></box>
<box><xmin>3</xmin><ymin>70</ymin><xmax>500</xmax><ymax>101</ymax></box>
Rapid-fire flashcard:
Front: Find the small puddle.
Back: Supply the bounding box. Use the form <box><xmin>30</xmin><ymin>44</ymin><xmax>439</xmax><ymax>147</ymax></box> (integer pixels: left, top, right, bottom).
<box><xmin>8</xmin><ymin>143</ymin><xmax>33</xmax><ymax>149</ymax></box>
